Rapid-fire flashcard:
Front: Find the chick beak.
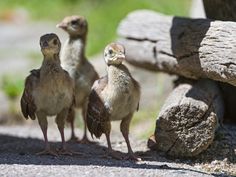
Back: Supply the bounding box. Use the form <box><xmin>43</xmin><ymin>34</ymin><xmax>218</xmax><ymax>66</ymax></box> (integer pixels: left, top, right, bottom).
<box><xmin>117</xmin><ymin>53</ymin><xmax>125</xmax><ymax>61</ymax></box>
<box><xmin>41</xmin><ymin>41</ymin><xmax>49</xmax><ymax>49</ymax></box>
<box><xmin>56</xmin><ymin>22</ymin><xmax>67</xmax><ymax>30</ymax></box>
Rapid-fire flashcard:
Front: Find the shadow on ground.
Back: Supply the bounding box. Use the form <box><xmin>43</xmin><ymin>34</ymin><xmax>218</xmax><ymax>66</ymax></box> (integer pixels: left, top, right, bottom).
<box><xmin>0</xmin><ymin>134</ymin><xmax>213</xmax><ymax>176</ymax></box>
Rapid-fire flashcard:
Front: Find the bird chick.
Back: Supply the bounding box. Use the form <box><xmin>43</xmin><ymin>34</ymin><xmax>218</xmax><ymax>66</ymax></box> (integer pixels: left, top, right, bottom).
<box><xmin>86</xmin><ymin>43</ymin><xmax>141</xmax><ymax>161</ymax></box>
<box><xmin>20</xmin><ymin>33</ymin><xmax>75</xmax><ymax>155</ymax></box>
<box><xmin>57</xmin><ymin>15</ymin><xmax>99</xmax><ymax>143</ymax></box>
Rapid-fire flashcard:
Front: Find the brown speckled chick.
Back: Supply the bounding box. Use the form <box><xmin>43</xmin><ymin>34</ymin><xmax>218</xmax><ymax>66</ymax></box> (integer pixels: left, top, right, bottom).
<box><xmin>57</xmin><ymin>15</ymin><xmax>99</xmax><ymax>143</ymax></box>
<box><xmin>20</xmin><ymin>33</ymin><xmax>75</xmax><ymax>156</ymax></box>
<box><xmin>86</xmin><ymin>43</ymin><xmax>141</xmax><ymax>161</ymax></box>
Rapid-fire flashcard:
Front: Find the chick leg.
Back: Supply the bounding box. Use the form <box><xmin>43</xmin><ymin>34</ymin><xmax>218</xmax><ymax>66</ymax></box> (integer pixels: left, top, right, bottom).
<box><xmin>80</xmin><ymin>102</ymin><xmax>92</xmax><ymax>144</ymax></box>
<box><xmin>104</xmin><ymin>122</ymin><xmax>122</xmax><ymax>160</ymax></box>
<box><xmin>36</xmin><ymin>112</ymin><xmax>57</xmax><ymax>156</ymax></box>
<box><xmin>57</xmin><ymin>109</ymin><xmax>83</xmax><ymax>155</ymax></box>
<box><xmin>67</xmin><ymin>107</ymin><xmax>79</xmax><ymax>142</ymax></box>
<box><xmin>120</xmin><ymin>114</ymin><xmax>141</xmax><ymax>161</ymax></box>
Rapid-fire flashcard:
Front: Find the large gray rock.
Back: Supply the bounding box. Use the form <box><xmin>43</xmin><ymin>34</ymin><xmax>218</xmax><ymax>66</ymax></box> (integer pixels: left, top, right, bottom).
<box><xmin>154</xmin><ymin>79</ymin><xmax>224</xmax><ymax>157</ymax></box>
<box><xmin>117</xmin><ymin>10</ymin><xmax>236</xmax><ymax>87</ymax></box>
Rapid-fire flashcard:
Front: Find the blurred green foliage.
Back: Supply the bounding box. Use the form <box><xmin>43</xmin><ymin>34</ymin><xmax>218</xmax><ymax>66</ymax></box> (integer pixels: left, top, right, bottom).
<box><xmin>1</xmin><ymin>75</ymin><xmax>24</xmax><ymax>99</ymax></box>
<box><xmin>0</xmin><ymin>0</ymin><xmax>191</xmax><ymax>56</ymax></box>
<box><xmin>131</xmin><ymin>109</ymin><xmax>157</xmax><ymax>139</ymax></box>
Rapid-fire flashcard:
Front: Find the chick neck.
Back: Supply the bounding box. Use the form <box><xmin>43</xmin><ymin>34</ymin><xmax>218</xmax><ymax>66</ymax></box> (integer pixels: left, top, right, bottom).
<box><xmin>68</xmin><ymin>32</ymin><xmax>87</xmax><ymax>64</ymax></box>
<box><xmin>107</xmin><ymin>64</ymin><xmax>130</xmax><ymax>89</ymax></box>
<box><xmin>41</xmin><ymin>53</ymin><xmax>61</xmax><ymax>74</ymax></box>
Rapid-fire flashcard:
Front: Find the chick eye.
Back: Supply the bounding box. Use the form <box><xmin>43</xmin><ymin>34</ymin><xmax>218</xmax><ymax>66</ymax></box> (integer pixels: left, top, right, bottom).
<box><xmin>53</xmin><ymin>39</ymin><xmax>58</xmax><ymax>45</ymax></box>
<box><xmin>108</xmin><ymin>49</ymin><xmax>113</xmax><ymax>55</ymax></box>
<box><xmin>71</xmin><ymin>20</ymin><xmax>78</xmax><ymax>25</ymax></box>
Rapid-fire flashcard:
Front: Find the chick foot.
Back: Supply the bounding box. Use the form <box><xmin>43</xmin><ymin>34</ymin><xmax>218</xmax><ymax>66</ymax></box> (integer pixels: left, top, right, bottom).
<box><xmin>124</xmin><ymin>153</ymin><xmax>142</xmax><ymax>161</ymax></box>
<box><xmin>57</xmin><ymin>148</ymin><xmax>83</xmax><ymax>156</ymax></box>
<box><xmin>79</xmin><ymin>136</ymin><xmax>93</xmax><ymax>144</ymax></box>
<box><xmin>36</xmin><ymin>148</ymin><xmax>58</xmax><ymax>156</ymax></box>
<box><xmin>106</xmin><ymin>149</ymin><xmax>123</xmax><ymax>160</ymax></box>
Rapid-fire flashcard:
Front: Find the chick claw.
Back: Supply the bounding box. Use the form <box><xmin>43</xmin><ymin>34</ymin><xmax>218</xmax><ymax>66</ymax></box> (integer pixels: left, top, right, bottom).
<box><xmin>57</xmin><ymin>148</ymin><xmax>83</xmax><ymax>156</ymax></box>
<box><xmin>36</xmin><ymin>149</ymin><xmax>58</xmax><ymax>156</ymax></box>
<box><xmin>79</xmin><ymin>137</ymin><xmax>93</xmax><ymax>144</ymax></box>
<box><xmin>124</xmin><ymin>153</ymin><xmax>142</xmax><ymax>161</ymax></box>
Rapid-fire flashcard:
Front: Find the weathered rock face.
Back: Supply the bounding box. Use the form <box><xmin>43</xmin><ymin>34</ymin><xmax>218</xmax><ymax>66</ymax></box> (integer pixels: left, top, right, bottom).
<box><xmin>117</xmin><ymin>10</ymin><xmax>236</xmax><ymax>87</ymax></box>
<box><xmin>154</xmin><ymin>79</ymin><xmax>224</xmax><ymax>157</ymax></box>
<box><xmin>117</xmin><ymin>9</ymin><xmax>236</xmax><ymax>123</ymax></box>
<box><xmin>203</xmin><ymin>0</ymin><xmax>236</xmax><ymax>123</ymax></box>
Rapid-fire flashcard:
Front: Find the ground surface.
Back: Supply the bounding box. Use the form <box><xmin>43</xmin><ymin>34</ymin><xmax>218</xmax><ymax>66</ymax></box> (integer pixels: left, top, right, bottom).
<box><xmin>0</xmin><ymin>124</ymin><xmax>235</xmax><ymax>177</ymax></box>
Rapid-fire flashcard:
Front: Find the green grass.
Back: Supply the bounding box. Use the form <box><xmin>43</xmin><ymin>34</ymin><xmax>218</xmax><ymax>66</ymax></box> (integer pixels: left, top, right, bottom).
<box><xmin>1</xmin><ymin>75</ymin><xmax>24</xmax><ymax>99</ymax></box>
<box><xmin>0</xmin><ymin>0</ymin><xmax>191</xmax><ymax>56</ymax></box>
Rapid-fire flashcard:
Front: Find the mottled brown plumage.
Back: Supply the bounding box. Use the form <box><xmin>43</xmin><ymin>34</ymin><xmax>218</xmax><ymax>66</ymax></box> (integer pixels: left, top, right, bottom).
<box><xmin>21</xmin><ymin>69</ymin><xmax>39</xmax><ymax>120</ymax></box>
<box><xmin>86</xmin><ymin>43</ymin><xmax>141</xmax><ymax>160</ymax></box>
<box><xmin>57</xmin><ymin>15</ymin><xmax>99</xmax><ymax>143</ymax></box>
<box><xmin>20</xmin><ymin>33</ymin><xmax>75</xmax><ymax>155</ymax></box>
<box><xmin>87</xmin><ymin>75</ymin><xmax>109</xmax><ymax>138</ymax></box>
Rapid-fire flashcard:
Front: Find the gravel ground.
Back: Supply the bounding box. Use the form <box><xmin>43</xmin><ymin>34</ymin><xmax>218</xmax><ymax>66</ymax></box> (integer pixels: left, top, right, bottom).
<box><xmin>0</xmin><ymin>124</ymin><xmax>234</xmax><ymax>177</ymax></box>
